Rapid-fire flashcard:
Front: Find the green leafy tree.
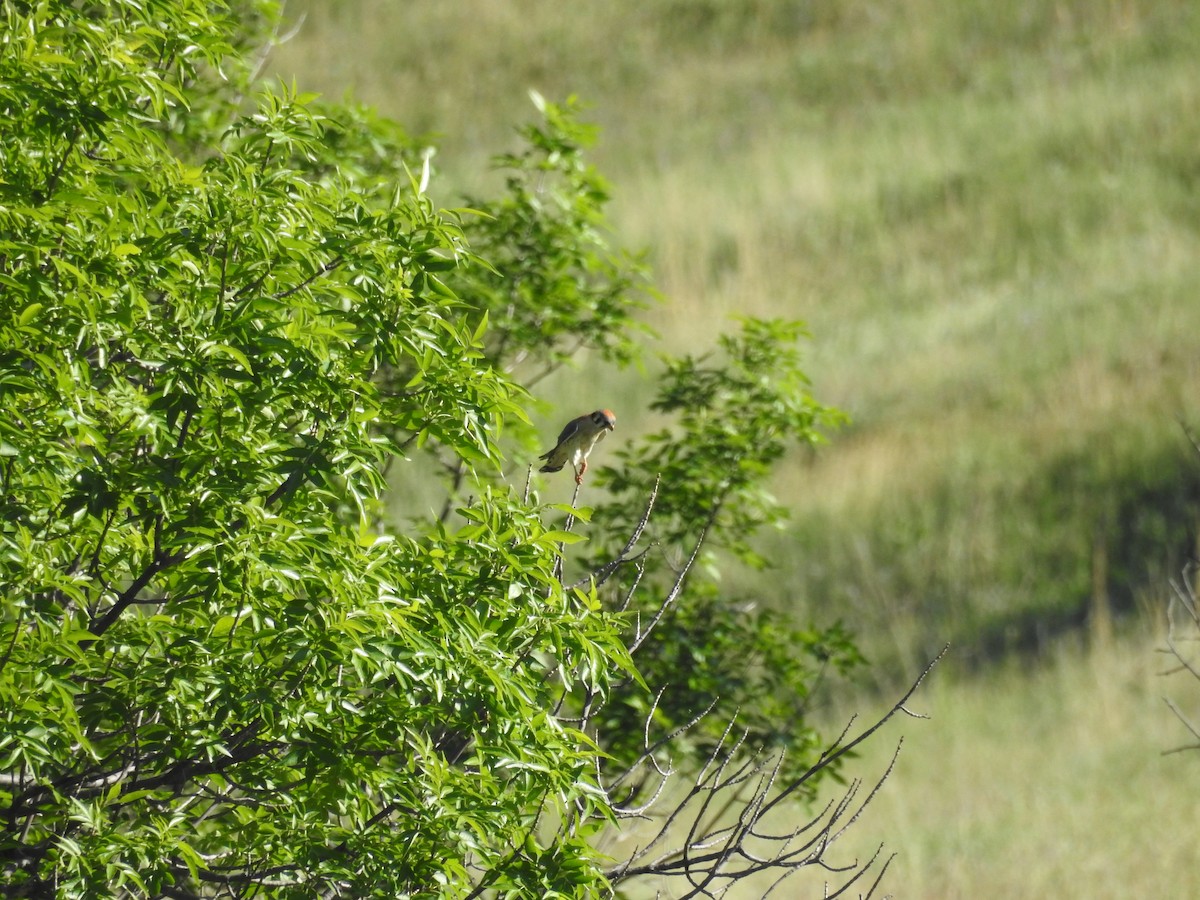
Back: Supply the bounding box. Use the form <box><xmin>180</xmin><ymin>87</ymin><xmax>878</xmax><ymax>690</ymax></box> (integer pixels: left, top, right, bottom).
<box><xmin>580</xmin><ymin>320</ymin><xmax>863</xmax><ymax>781</ymax></box>
<box><xmin>454</xmin><ymin>90</ymin><xmax>652</xmax><ymax>379</ymax></box>
<box><xmin>0</xmin><ymin>3</ymin><xmax>932</xmax><ymax>897</ymax></box>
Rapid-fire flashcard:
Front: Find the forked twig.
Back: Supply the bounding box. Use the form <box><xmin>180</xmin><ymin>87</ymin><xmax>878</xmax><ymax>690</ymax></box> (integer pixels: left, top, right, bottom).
<box><xmin>598</xmin><ymin>649</ymin><xmax>947</xmax><ymax>898</ymax></box>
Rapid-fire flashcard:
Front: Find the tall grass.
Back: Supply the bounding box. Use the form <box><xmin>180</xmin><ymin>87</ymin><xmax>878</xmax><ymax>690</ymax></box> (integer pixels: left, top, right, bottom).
<box><xmin>831</xmin><ymin>630</ymin><xmax>1200</xmax><ymax>898</ymax></box>
<box><xmin>270</xmin><ymin>0</ymin><xmax>1200</xmax><ymax>656</ymax></box>
<box><xmin>269</xmin><ymin>2</ymin><xmax>1200</xmax><ymax>894</ymax></box>
<box><xmin>604</xmin><ymin>630</ymin><xmax>1200</xmax><ymax>899</ymax></box>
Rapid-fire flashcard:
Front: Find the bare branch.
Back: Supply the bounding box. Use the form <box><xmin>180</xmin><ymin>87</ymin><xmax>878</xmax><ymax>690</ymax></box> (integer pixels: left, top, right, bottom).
<box><xmin>1162</xmin><ymin>568</ymin><xmax>1200</xmax><ymax>755</ymax></box>
<box><xmin>627</xmin><ymin>499</ymin><xmax>721</xmax><ymax>655</ymax></box>
<box><xmin>568</xmin><ymin>476</ymin><xmax>661</xmax><ymax>590</ymax></box>
<box><xmin>600</xmin><ymin>649</ymin><xmax>946</xmax><ymax>898</ymax></box>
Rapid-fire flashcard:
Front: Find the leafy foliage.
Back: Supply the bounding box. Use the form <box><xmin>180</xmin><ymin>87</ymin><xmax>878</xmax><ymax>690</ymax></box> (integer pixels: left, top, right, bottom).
<box><xmin>0</xmin><ymin>2</ymin><xmax>896</xmax><ymax>897</ymax></box>
<box><xmin>0</xmin><ymin>3</ymin><xmax>610</xmax><ymax>896</ymax></box>
<box><xmin>576</xmin><ymin>320</ymin><xmax>863</xmax><ymax>786</ymax></box>
<box><xmin>451</xmin><ymin>91</ymin><xmax>654</xmax><ymax>382</ymax></box>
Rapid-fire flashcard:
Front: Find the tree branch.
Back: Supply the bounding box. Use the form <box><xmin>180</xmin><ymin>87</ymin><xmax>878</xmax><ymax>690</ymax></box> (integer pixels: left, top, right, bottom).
<box><xmin>627</xmin><ymin>497</ymin><xmax>721</xmax><ymax>655</ymax></box>
<box><xmin>600</xmin><ymin>647</ymin><xmax>947</xmax><ymax>897</ymax></box>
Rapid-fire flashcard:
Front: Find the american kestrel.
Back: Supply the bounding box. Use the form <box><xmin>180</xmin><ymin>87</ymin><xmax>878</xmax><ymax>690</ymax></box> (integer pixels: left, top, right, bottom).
<box><xmin>539</xmin><ymin>409</ymin><xmax>616</xmax><ymax>485</ymax></box>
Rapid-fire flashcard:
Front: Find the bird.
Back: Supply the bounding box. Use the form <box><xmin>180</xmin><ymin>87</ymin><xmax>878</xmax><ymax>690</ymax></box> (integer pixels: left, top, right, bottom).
<box><xmin>538</xmin><ymin>409</ymin><xmax>616</xmax><ymax>485</ymax></box>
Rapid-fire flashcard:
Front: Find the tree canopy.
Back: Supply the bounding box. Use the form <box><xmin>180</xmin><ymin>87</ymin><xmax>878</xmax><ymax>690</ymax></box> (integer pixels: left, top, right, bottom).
<box><xmin>0</xmin><ymin>2</ymin><xmax>915</xmax><ymax>897</ymax></box>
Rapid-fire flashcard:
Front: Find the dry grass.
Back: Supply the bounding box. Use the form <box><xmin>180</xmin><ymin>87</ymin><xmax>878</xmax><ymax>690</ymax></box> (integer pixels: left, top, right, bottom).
<box><xmin>601</xmin><ymin>629</ymin><xmax>1200</xmax><ymax>899</ymax></box>
<box><xmin>828</xmin><ymin>630</ymin><xmax>1200</xmax><ymax>899</ymax></box>
<box><xmin>268</xmin><ymin>0</ymin><xmax>1200</xmax><ymax>664</ymax></box>
<box><xmin>268</xmin><ymin>4</ymin><xmax>1200</xmax><ymax>893</ymax></box>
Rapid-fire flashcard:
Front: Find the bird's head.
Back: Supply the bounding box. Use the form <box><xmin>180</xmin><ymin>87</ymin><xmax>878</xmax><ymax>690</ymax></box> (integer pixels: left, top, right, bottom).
<box><xmin>591</xmin><ymin>409</ymin><xmax>616</xmax><ymax>432</ymax></box>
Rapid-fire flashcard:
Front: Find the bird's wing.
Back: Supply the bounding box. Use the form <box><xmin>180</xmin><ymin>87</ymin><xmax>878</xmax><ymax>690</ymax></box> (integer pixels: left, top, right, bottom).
<box><xmin>553</xmin><ymin>418</ymin><xmax>584</xmax><ymax>447</ymax></box>
<box><xmin>540</xmin><ymin>419</ymin><xmax>581</xmax><ymax>459</ymax></box>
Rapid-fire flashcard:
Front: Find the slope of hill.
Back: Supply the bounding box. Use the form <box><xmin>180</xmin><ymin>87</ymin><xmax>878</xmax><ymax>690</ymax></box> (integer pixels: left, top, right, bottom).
<box><xmin>268</xmin><ymin>3</ymin><xmax>1200</xmax><ymax>895</ymax></box>
<box><xmin>271</xmin><ymin>0</ymin><xmax>1200</xmax><ymax>671</ymax></box>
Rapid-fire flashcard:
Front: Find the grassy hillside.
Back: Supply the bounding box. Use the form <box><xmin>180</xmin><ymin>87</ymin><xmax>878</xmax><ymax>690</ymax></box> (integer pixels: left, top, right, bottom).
<box><xmin>267</xmin><ymin>2</ymin><xmax>1200</xmax><ymax>895</ymax></box>
<box><xmin>834</xmin><ymin>628</ymin><xmax>1200</xmax><ymax>898</ymax></box>
<box><xmin>609</xmin><ymin>628</ymin><xmax>1200</xmax><ymax>899</ymax></box>
<box><xmin>271</xmin><ymin>0</ymin><xmax>1200</xmax><ymax>673</ymax></box>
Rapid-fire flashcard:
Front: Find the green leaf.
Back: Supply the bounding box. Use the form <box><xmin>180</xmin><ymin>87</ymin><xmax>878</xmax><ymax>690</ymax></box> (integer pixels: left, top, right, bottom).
<box><xmin>17</xmin><ymin>303</ymin><xmax>43</xmax><ymax>326</ymax></box>
<box><xmin>541</xmin><ymin>530</ymin><xmax>587</xmax><ymax>545</ymax></box>
<box><xmin>473</xmin><ymin>309</ymin><xmax>489</xmax><ymax>343</ymax></box>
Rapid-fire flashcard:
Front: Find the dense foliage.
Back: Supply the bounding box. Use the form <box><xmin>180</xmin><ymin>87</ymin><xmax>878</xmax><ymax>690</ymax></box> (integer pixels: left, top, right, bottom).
<box><xmin>1</xmin><ymin>3</ymin><xmax>880</xmax><ymax>896</ymax></box>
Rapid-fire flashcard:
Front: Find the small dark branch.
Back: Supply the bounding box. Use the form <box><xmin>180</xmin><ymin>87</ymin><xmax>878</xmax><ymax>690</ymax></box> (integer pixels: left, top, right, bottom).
<box><xmin>0</xmin><ymin>607</ymin><xmax>25</xmax><ymax>678</ymax></box>
<box><xmin>121</xmin><ymin>738</ymin><xmax>277</xmax><ymax>797</ymax></box>
<box><xmin>568</xmin><ymin>477</ymin><xmax>659</xmax><ymax>591</ymax></box>
<box><xmin>566</xmin><ymin>480</ymin><xmax>582</xmax><ymax>526</ymax></box>
<box><xmin>5</xmin><ymin>721</ymin><xmax>275</xmax><ymax>817</ymax></box>
<box><xmin>231</xmin><ymin>269</ymin><xmax>271</xmax><ymax>302</ymax></box>
<box><xmin>821</xmin><ymin>741</ymin><xmax>904</xmax><ymax>851</ymax></box>
<box><xmin>224</xmin><ymin>5</ymin><xmax>308</xmax><ymax>115</ymax></box>
<box><xmin>604</xmin><ymin>695</ymin><xmax>720</xmax><ymax>805</ymax></box>
<box><xmin>44</xmin><ymin>126</ymin><xmax>81</xmax><ymax>200</ymax></box>
<box><xmin>1163</xmin><ymin>573</ymin><xmax>1200</xmax><ymax>753</ymax></box>
<box><xmin>261</xmin><ymin>466</ymin><xmax>308</xmax><ymax>510</ymax></box>
<box><xmin>48</xmin><ymin>761</ymin><xmax>138</xmax><ymax>798</ymax></box>
<box><xmin>521</xmin><ymin>338</ymin><xmax>586</xmax><ymax>388</ymax></box>
<box><xmin>0</xmin><ymin>770</ymin><xmax>30</xmax><ymax>789</ymax></box>
<box><xmin>1163</xmin><ymin>576</ymin><xmax>1200</xmax><ymax>681</ymax></box>
<box><xmin>603</xmin><ymin>649</ymin><xmax>946</xmax><ymax>897</ymax></box>
<box><xmin>1161</xmin><ymin>697</ymin><xmax>1200</xmax><ymax>754</ymax></box>
<box><xmin>460</xmin><ymin>790</ymin><xmax>553</xmax><ymax>900</ymax></box>
<box><xmin>627</xmin><ymin>498</ymin><xmax>722</xmax><ymax>655</ymax></box>
<box><xmin>756</xmin><ymin>646</ymin><xmax>947</xmax><ymax>822</ymax></box>
<box><xmin>550</xmin><ymin>479</ymin><xmax>584</xmax><ymax>583</ymax></box>
<box><xmin>438</xmin><ymin>457</ymin><xmax>470</xmax><ymax>524</ymax></box>
<box><xmin>358</xmin><ymin>798</ymin><xmax>420</xmax><ymax>840</ymax></box>
<box><xmin>676</xmin><ymin>750</ymin><xmax>768</xmax><ymax>894</ymax></box>
<box><xmin>88</xmin><ymin>517</ymin><xmax>187</xmax><ymax>638</ymax></box>
<box><xmin>250</xmin><ymin>8</ymin><xmax>306</xmax><ymax>85</ymax></box>
<box><xmin>1178</xmin><ymin>417</ymin><xmax>1200</xmax><ymax>459</ymax></box>
<box><xmin>86</xmin><ymin>508</ymin><xmax>118</xmax><ymax>588</ymax></box>
<box><xmin>570</xmin><ymin>546</ymin><xmax>653</xmax><ymax>595</ymax></box>
<box><xmin>218</xmin><ymin>236</ymin><xmax>230</xmax><ymax>309</ymax></box>
<box><xmin>196</xmin><ymin>863</ymin><xmax>304</xmax><ymax>888</ymax></box>
<box><xmin>257</xmin><ymin>138</ymin><xmax>276</xmax><ymax>176</ymax></box>
<box><xmin>434</xmin><ymin>726</ymin><xmax>475</xmax><ymax>767</ymax></box>
<box><xmin>155</xmin><ymin>886</ymin><xmax>202</xmax><ymax>900</ymax></box>
<box><xmin>607</xmin><ymin>716</ymin><xmax>751</xmax><ymax>878</ymax></box>
<box><xmin>125</xmin><ymin>590</ymin><xmax>203</xmax><ymax>606</ymax></box>
<box><xmin>822</xmin><ymin>843</ymin><xmax>894</xmax><ymax>900</ymax></box>
<box><xmin>522</xmin><ymin>358</ymin><xmax>565</xmax><ymax>389</ymax></box>
<box><xmin>565</xmin><ymin>674</ymin><xmax>603</xmax><ymax>738</ymax></box>
<box><xmin>615</xmin><ymin>556</ymin><xmax>649</xmax><ymax>615</ymax></box>
<box><xmin>272</xmin><ymin>255</ymin><xmax>345</xmax><ymax>301</ymax></box>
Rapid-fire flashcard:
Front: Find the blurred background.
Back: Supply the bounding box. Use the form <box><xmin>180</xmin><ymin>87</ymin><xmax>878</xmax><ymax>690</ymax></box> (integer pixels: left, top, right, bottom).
<box><xmin>269</xmin><ymin>2</ymin><xmax>1200</xmax><ymax>895</ymax></box>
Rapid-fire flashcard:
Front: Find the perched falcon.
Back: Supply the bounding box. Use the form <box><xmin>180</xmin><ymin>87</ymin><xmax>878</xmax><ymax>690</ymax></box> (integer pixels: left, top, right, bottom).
<box><xmin>538</xmin><ymin>409</ymin><xmax>616</xmax><ymax>485</ymax></box>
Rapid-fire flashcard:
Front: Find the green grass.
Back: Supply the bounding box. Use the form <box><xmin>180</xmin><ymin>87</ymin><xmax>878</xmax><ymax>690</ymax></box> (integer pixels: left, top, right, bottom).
<box><xmin>830</xmin><ymin>630</ymin><xmax>1200</xmax><ymax>898</ymax></box>
<box><xmin>270</xmin><ymin>0</ymin><xmax>1200</xmax><ymax>687</ymax></box>
<box><xmin>599</xmin><ymin>629</ymin><xmax>1200</xmax><ymax>899</ymax></box>
<box><xmin>269</xmin><ymin>4</ymin><xmax>1200</xmax><ymax>892</ymax></box>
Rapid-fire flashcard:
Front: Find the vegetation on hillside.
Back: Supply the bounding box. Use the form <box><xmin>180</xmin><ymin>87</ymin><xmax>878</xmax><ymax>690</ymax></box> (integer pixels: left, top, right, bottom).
<box><xmin>260</xmin><ymin>3</ymin><xmax>1200</xmax><ymax>896</ymax></box>
<box><xmin>271</xmin><ymin>0</ymin><xmax>1200</xmax><ymax>672</ymax></box>
<box><xmin>0</xmin><ymin>2</ymin><xmax>918</xmax><ymax>896</ymax></box>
